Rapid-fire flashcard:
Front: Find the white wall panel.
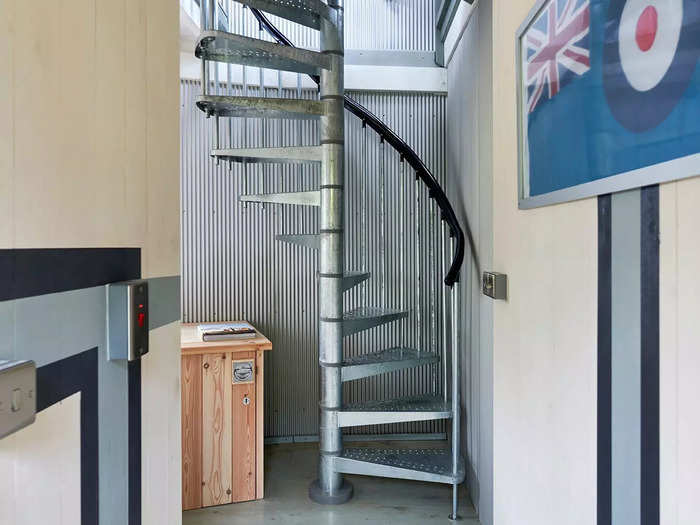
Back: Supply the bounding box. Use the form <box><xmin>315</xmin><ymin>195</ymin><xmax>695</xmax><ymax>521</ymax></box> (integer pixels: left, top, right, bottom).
<box><xmin>446</xmin><ymin>6</ymin><xmax>493</xmax><ymax>522</ymax></box>
<box><xmin>660</xmin><ymin>178</ymin><xmax>700</xmax><ymax>525</ymax></box>
<box><xmin>142</xmin><ymin>322</ymin><xmax>182</xmax><ymax>525</ymax></box>
<box><xmin>0</xmin><ymin>394</ymin><xmax>81</xmax><ymax>525</ymax></box>
<box><xmin>0</xmin><ymin>1</ymin><xmax>181</xmax><ymax>524</ymax></box>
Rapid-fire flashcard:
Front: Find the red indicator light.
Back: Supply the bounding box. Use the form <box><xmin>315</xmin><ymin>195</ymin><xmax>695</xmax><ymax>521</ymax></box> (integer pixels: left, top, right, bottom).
<box><xmin>138</xmin><ymin>312</ymin><xmax>145</xmax><ymax>328</ymax></box>
<box><xmin>138</xmin><ymin>304</ymin><xmax>144</xmax><ymax>309</ymax></box>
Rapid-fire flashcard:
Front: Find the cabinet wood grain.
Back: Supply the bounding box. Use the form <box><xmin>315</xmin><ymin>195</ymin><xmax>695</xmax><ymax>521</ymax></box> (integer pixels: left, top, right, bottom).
<box><xmin>181</xmin><ymin>324</ymin><xmax>271</xmax><ymax>511</ymax></box>
<box><xmin>255</xmin><ymin>349</ymin><xmax>265</xmax><ymax>500</ymax></box>
<box><xmin>202</xmin><ymin>353</ymin><xmax>232</xmax><ymax>507</ymax></box>
<box><xmin>181</xmin><ymin>355</ymin><xmax>202</xmax><ymax>511</ymax></box>
<box><xmin>232</xmin><ymin>351</ymin><xmax>256</xmax><ymax>502</ymax></box>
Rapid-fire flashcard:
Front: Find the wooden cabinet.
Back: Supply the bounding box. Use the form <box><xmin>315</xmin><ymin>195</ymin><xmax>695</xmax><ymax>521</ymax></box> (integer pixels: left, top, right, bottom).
<box><xmin>180</xmin><ymin>324</ymin><xmax>272</xmax><ymax>511</ymax></box>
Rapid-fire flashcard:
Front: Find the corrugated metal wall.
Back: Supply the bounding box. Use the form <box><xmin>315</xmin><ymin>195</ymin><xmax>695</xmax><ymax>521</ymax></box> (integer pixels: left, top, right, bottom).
<box><xmin>181</xmin><ymin>80</ymin><xmax>449</xmax><ymax>438</ymax></box>
<box><xmin>222</xmin><ymin>0</ymin><xmax>435</xmax><ymax>52</ymax></box>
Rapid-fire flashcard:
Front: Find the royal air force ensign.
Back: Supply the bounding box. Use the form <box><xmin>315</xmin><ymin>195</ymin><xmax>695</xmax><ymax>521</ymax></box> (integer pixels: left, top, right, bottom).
<box><xmin>605</xmin><ymin>0</ymin><xmax>700</xmax><ymax>131</ymax></box>
<box><xmin>518</xmin><ymin>0</ymin><xmax>700</xmax><ymax>206</ymax></box>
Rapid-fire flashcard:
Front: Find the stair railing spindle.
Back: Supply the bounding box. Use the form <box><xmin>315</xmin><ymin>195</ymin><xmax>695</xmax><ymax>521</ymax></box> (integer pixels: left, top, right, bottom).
<box><xmin>450</xmin><ymin>238</ymin><xmax>461</xmax><ymax>521</ymax></box>
<box><xmin>441</xmin><ymin>221</ymin><xmax>449</xmax><ymax>403</ymax></box>
<box><xmin>259</xmin><ymin>26</ymin><xmax>265</xmax><ymax>208</ymax></box>
<box><xmin>200</xmin><ymin>0</ymin><xmax>208</xmax><ymax>96</ymax></box>
<box><xmin>414</xmin><ymin>178</ymin><xmax>421</xmax><ymax>354</ymax></box>
<box><xmin>241</xmin><ymin>6</ymin><xmax>248</xmax><ymax>208</ymax></box>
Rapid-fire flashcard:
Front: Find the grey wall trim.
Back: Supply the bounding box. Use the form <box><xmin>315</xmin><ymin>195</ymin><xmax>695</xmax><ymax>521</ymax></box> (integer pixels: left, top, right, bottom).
<box><xmin>0</xmin><ymin>286</ymin><xmax>130</xmax><ymax>525</ymax></box>
<box><xmin>1</xmin><ymin>286</ymin><xmax>108</xmax><ymax>367</ymax></box>
<box><xmin>146</xmin><ymin>276</ymin><xmax>181</xmax><ymax>330</ymax></box>
<box><xmin>1</xmin><ymin>277</ymin><xmax>178</xmax><ymax>524</ymax></box>
<box><xmin>345</xmin><ymin>50</ymin><xmax>439</xmax><ymax>68</ymax></box>
<box><xmin>610</xmin><ymin>189</ymin><xmax>641</xmax><ymax>525</ymax></box>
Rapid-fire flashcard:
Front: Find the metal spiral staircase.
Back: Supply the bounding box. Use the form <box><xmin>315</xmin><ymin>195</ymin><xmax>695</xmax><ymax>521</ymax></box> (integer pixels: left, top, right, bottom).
<box><xmin>193</xmin><ymin>0</ymin><xmax>467</xmax><ymax>518</ymax></box>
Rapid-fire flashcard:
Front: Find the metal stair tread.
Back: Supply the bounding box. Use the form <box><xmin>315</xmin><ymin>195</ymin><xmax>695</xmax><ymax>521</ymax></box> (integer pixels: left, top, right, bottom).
<box><xmin>341</xmin><ymin>395</ymin><xmax>451</xmax><ymax>413</ymax></box>
<box><xmin>341</xmin><ymin>347</ymin><xmax>438</xmax><ymax>381</ymax></box>
<box><xmin>343</xmin><ymin>347</ymin><xmax>434</xmax><ymax>367</ymax></box>
<box><xmin>240</xmin><ymin>190</ymin><xmax>320</xmax><ymax>206</ymax></box>
<box><xmin>196</xmin><ymin>95</ymin><xmax>324</xmax><ymax>119</ymax></box>
<box><xmin>334</xmin><ymin>448</ymin><xmax>465</xmax><ymax>484</ymax></box>
<box><xmin>339</xmin><ymin>271</ymin><xmax>371</xmax><ymax>292</ymax></box>
<box><xmin>211</xmin><ymin>146</ymin><xmax>322</xmax><ymax>164</ymax></box>
<box><xmin>336</xmin><ymin>395</ymin><xmax>451</xmax><ymax>428</ymax></box>
<box><xmin>341</xmin><ymin>307</ymin><xmax>409</xmax><ymax>337</ymax></box>
<box><xmin>196</xmin><ymin>30</ymin><xmax>331</xmax><ymax>74</ymax></box>
<box><xmin>343</xmin><ymin>307</ymin><xmax>407</xmax><ymax>321</ymax></box>
<box><xmin>233</xmin><ymin>0</ymin><xmax>332</xmax><ymax>30</ymax></box>
<box><xmin>275</xmin><ymin>233</ymin><xmax>320</xmax><ymax>250</ymax></box>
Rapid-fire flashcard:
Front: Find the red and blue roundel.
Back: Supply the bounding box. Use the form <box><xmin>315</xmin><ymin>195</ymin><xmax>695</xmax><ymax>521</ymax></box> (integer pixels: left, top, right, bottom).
<box><xmin>604</xmin><ymin>0</ymin><xmax>700</xmax><ymax>132</ymax></box>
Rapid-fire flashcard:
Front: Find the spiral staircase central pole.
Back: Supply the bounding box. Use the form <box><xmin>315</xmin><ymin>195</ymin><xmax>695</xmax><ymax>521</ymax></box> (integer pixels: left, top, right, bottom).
<box><xmin>309</xmin><ymin>0</ymin><xmax>353</xmax><ymax>505</ymax></box>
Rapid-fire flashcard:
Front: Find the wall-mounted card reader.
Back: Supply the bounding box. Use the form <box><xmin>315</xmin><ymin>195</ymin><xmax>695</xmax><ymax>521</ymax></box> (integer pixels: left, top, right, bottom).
<box><xmin>108</xmin><ymin>280</ymin><xmax>149</xmax><ymax>361</ymax></box>
<box><xmin>0</xmin><ymin>360</ymin><xmax>36</xmax><ymax>439</ymax></box>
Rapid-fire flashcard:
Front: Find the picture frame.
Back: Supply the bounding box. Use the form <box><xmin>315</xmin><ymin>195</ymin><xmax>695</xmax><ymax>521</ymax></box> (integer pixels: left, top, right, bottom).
<box><xmin>516</xmin><ymin>0</ymin><xmax>700</xmax><ymax>209</ymax></box>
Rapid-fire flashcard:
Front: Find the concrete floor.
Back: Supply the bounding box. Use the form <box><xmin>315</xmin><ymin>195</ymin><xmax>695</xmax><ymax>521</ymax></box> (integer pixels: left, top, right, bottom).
<box><xmin>183</xmin><ymin>442</ymin><xmax>480</xmax><ymax>525</ymax></box>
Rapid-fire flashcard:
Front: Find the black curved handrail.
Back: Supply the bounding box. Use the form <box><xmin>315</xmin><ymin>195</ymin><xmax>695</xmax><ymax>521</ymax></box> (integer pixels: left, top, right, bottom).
<box><xmin>248</xmin><ymin>8</ymin><xmax>465</xmax><ymax>287</ymax></box>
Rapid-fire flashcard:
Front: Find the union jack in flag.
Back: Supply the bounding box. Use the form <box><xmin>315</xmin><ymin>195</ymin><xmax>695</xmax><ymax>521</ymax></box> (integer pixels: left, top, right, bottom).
<box><xmin>526</xmin><ymin>0</ymin><xmax>591</xmax><ymax>113</ymax></box>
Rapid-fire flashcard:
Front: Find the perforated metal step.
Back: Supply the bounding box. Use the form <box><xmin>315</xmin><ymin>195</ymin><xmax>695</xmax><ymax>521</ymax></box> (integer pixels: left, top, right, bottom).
<box><xmin>212</xmin><ymin>146</ymin><xmax>323</xmax><ymax>164</ymax></box>
<box><xmin>341</xmin><ymin>307</ymin><xmax>409</xmax><ymax>337</ymax></box>
<box><xmin>337</xmin><ymin>395</ymin><xmax>451</xmax><ymax>427</ymax></box>
<box><xmin>233</xmin><ymin>0</ymin><xmax>332</xmax><ymax>30</ymax></box>
<box><xmin>196</xmin><ymin>95</ymin><xmax>324</xmax><ymax>119</ymax></box>
<box><xmin>240</xmin><ymin>190</ymin><xmax>320</xmax><ymax>207</ymax></box>
<box><xmin>275</xmin><ymin>233</ymin><xmax>320</xmax><ymax>250</ymax></box>
<box><xmin>334</xmin><ymin>448</ymin><xmax>465</xmax><ymax>484</ymax></box>
<box><xmin>339</xmin><ymin>271</ymin><xmax>371</xmax><ymax>292</ymax></box>
<box><xmin>196</xmin><ymin>30</ymin><xmax>331</xmax><ymax>74</ymax></box>
<box><xmin>341</xmin><ymin>347</ymin><xmax>439</xmax><ymax>382</ymax></box>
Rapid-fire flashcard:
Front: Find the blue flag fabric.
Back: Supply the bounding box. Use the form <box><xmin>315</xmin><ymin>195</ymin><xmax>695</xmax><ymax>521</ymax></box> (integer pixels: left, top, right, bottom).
<box><xmin>523</xmin><ymin>0</ymin><xmax>700</xmax><ymax>198</ymax></box>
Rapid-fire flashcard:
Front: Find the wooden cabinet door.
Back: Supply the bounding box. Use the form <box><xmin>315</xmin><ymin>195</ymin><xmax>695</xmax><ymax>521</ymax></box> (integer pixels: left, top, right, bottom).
<box><xmin>181</xmin><ymin>355</ymin><xmax>202</xmax><ymax>511</ymax></box>
<box><xmin>231</xmin><ymin>351</ymin><xmax>256</xmax><ymax>502</ymax></box>
<box><xmin>202</xmin><ymin>353</ymin><xmax>232</xmax><ymax>506</ymax></box>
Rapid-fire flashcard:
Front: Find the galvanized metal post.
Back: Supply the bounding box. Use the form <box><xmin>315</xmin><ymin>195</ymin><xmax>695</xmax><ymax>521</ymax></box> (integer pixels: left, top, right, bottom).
<box><xmin>449</xmin><ymin>239</ymin><xmax>461</xmax><ymax>520</ymax></box>
<box><xmin>441</xmin><ymin>222</ymin><xmax>449</xmax><ymax>403</ymax></box>
<box><xmin>200</xmin><ymin>0</ymin><xmax>208</xmax><ymax>97</ymax></box>
<box><xmin>309</xmin><ymin>0</ymin><xmax>353</xmax><ymax>505</ymax></box>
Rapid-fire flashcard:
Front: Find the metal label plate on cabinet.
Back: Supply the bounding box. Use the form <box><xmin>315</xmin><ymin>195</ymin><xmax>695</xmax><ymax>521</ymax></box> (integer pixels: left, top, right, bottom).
<box><xmin>232</xmin><ymin>359</ymin><xmax>255</xmax><ymax>384</ymax></box>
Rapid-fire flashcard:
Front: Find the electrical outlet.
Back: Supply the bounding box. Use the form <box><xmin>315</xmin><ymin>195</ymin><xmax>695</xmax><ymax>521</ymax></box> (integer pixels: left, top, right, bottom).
<box><xmin>482</xmin><ymin>271</ymin><xmax>508</xmax><ymax>300</ymax></box>
<box><xmin>0</xmin><ymin>360</ymin><xmax>36</xmax><ymax>439</ymax></box>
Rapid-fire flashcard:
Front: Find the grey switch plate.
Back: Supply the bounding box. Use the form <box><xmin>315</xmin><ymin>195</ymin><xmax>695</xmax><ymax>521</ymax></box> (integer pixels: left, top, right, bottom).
<box><xmin>0</xmin><ymin>360</ymin><xmax>37</xmax><ymax>439</ymax></box>
<box><xmin>482</xmin><ymin>271</ymin><xmax>507</xmax><ymax>300</ymax></box>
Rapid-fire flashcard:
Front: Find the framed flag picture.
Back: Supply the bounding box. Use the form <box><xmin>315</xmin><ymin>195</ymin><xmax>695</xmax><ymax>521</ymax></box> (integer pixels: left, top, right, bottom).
<box><xmin>516</xmin><ymin>0</ymin><xmax>700</xmax><ymax>208</ymax></box>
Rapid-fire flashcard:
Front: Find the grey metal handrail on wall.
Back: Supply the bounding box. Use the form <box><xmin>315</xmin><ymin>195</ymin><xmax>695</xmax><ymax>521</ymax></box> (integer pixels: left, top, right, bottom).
<box><xmin>248</xmin><ymin>7</ymin><xmax>466</xmax><ymax>287</ymax></box>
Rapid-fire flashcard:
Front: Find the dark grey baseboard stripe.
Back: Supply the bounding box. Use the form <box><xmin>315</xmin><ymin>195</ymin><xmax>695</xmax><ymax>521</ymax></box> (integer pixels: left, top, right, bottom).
<box><xmin>598</xmin><ymin>194</ymin><xmax>612</xmax><ymax>525</ymax></box>
<box><xmin>640</xmin><ymin>186</ymin><xmax>660</xmax><ymax>525</ymax></box>
<box><xmin>128</xmin><ymin>360</ymin><xmax>141</xmax><ymax>525</ymax></box>
<box><xmin>0</xmin><ymin>248</ymin><xmax>140</xmax><ymax>301</ymax></box>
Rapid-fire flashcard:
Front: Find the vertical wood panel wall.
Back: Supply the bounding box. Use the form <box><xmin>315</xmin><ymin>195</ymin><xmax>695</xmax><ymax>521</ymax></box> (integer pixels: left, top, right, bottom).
<box><xmin>0</xmin><ymin>1</ymin><xmax>181</xmax><ymax>524</ymax></box>
<box><xmin>181</xmin><ymin>81</ymin><xmax>449</xmax><ymax>438</ymax></box>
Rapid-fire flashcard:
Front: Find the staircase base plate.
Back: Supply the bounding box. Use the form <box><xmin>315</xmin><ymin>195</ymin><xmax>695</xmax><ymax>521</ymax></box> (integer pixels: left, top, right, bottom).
<box><xmin>308</xmin><ymin>479</ymin><xmax>354</xmax><ymax>505</ymax></box>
